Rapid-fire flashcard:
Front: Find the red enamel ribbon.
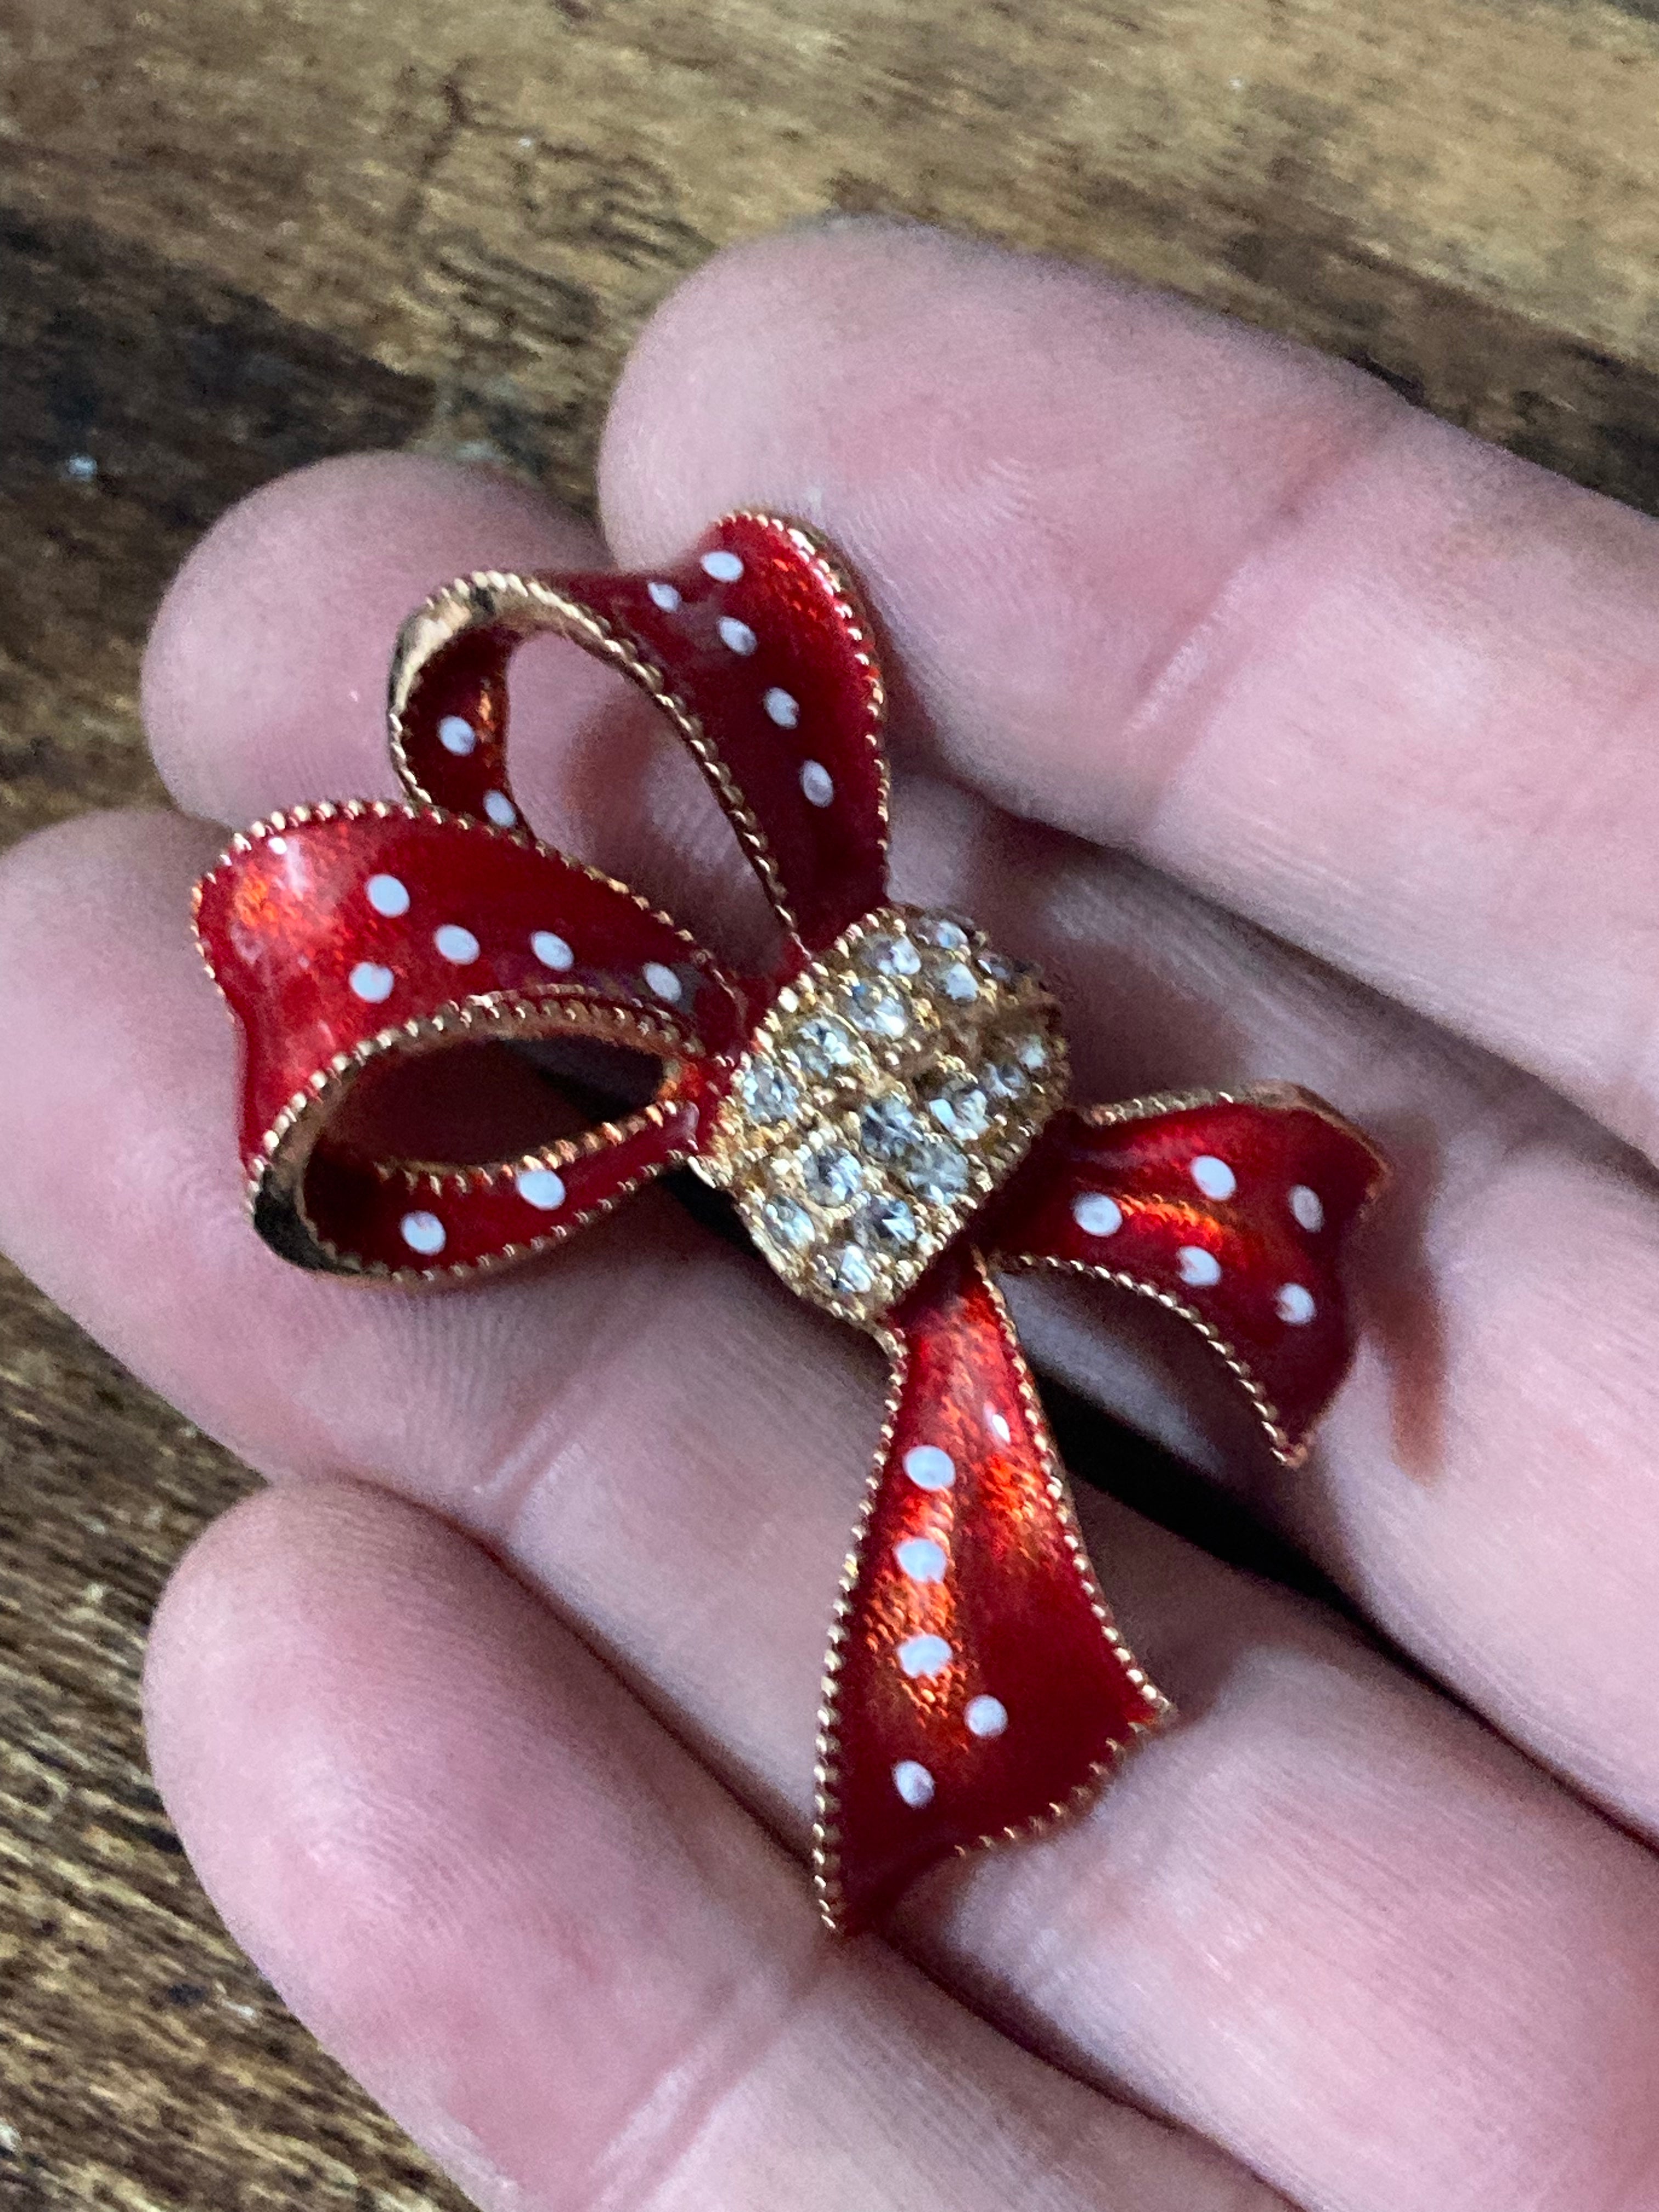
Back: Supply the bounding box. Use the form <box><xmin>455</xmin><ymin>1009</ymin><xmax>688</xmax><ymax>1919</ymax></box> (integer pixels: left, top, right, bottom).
<box><xmin>195</xmin><ymin>514</ymin><xmax>1386</xmax><ymax>1932</ymax></box>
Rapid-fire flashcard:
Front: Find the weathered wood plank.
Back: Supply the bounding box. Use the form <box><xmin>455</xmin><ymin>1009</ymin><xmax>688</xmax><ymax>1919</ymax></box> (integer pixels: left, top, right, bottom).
<box><xmin>7</xmin><ymin>0</ymin><xmax>1659</xmax><ymax>503</ymax></box>
<box><xmin>0</xmin><ymin>1257</ymin><xmax>471</xmax><ymax>2209</ymax></box>
<box><xmin>0</xmin><ymin>206</ymin><xmax>436</xmax><ymax>847</ymax></box>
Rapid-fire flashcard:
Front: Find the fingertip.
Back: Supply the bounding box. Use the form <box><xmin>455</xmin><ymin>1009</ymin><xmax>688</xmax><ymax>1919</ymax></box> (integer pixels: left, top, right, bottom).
<box><xmin>0</xmin><ymin>810</ymin><xmax>229</xmax><ymax>1193</ymax></box>
<box><xmin>134</xmin><ymin>1477</ymin><xmax>841</xmax><ymax>2212</ymax></box>
<box><xmin>140</xmin><ymin>1482</ymin><xmax>319</xmax><ymax>1948</ymax></box>
<box><xmin>141</xmin><ymin>1479</ymin><xmax>530</xmax><ymax>1960</ymax></box>
<box><xmin>142</xmin><ymin>1477</ymin><xmax>436</xmax><ymax>1783</ymax></box>
<box><xmin>141</xmin><ymin>1482</ymin><xmax>282</xmax><ymax>1773</ymax></box>
<box><xmin>0</xmin><ymin>799</ymin><xmax>212</xmax><ymax>910</ymax></box>
<box><xmin>142</xmin><ymin>453</ymin><xmax>603</xmax><ymax>825</ymax></box>
<box><xmin>599</xmin><ymin>219</ymin><xmax>997</xmax><ymax>557</ymax></box>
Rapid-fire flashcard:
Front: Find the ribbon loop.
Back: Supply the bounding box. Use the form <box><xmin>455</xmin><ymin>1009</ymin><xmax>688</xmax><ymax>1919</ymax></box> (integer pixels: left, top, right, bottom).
<box><xmin>388</xmin><ymin>513</ymin><xmax>890</xmax><ymax>954</ymax></box>
<box><xmin>194</xmin><ymin>803</ymin><xmax>747</xmax><ymax>1278</ymax></box>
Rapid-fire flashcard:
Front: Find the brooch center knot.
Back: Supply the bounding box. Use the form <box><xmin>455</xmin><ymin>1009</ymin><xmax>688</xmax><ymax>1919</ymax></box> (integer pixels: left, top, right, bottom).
<box><xmin>697</xmin><ymin>906</ymin><xmax>1070</xmax><ymax>1323</ymax></box>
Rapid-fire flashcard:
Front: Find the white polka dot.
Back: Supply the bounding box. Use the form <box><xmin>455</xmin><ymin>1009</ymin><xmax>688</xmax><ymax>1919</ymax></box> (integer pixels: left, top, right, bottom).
<box><xmin>1190</xmin><ymin>1154</ymin><xmax>1237</xmax><ymax>1201</ymax></box>
<box><xmin>435</xmin><ymin>924</ymin><xmax>480</xmax><ymax>964</ymax></box>
<box><xmin>483</xmin><ymin>790</ymin><xmax>517</xmax><ymax>827</ymax></box>
<box><xmin>894</xmin><ymin>1537</ymin><xmax>947</xmax><ymax>1584</ymax></box>
<box><xmin>1177</xmin><ymin>1245</ymin><xmax>1222</xmax><ymax>1288</ymax></box>
<box><xmin>366</xmin><ymin>873</ymin><xmax>409</xmax><ymax>917</ymax></box>
<box><xmin>266</xmin><ymin>836</ymin><xmax>287</xmax><ymax>855</ymax></box>
<box><xmin>646</xmin><ymin>580</ymin><xmax>681</xmax><ymax>611</ymax></box>
<box><xmin>1291</xmin><ymin>1184</ymin><xmax>1325</xmax><ymax>1233</ymax></box>
<box><xmin>893</xmin><ymin>1759</ymin><xmax>935</xmax><ymax>1808</ymax></box>
<box><xmin>966</xmin><ymin>1695</ymin><xmax>1008</xmax><ymax>1739</ymax></box>
<box><xmin>532</xmin><ymin>931</ymin><xmax>574</xmax><ymax>972</ymax></box>
<box><xmin>904</xmin><ymin>1446</ymin><xmax>956</xmax><ymax>1491</ymax></box>
<box><xmin>701</xmin><ymin>549</ymin><xmax>744</xmax><ymax>582</ymax></box>
<box><xmin>643</xmin><ymin>961</ymin><xmax>683</xmax><ymax>1003</ymax></box>
<box><xmin>718</xmin><ymin>615</ymin><xmax>757</xmax><ymax>656</ymax></box>
<box><xmin>516</xmin><ymin>1167</ymin><xmax>567</xmax><ymax>1211</ymax></box>
<box><xmin>349</xmin><ymin>962</ymin><xmax>394</xmax><ymax>1003</ymax></box>
<box><xmin>438</xmin><ymin>715</ymin><xmax>477</xmax><ymax>755</ymax></box>
<box><xmin>897</xmin><ymin>1633</ymin><xmax>953</xmax><ymax>1679</ymax></box>
<box><xmin>1277</xmin><ymin>1282</ymin><xmax>1317</xmax><ymax>1326</ymax></box>
<box><xmin>1072</xmin><ymin>1192</ymin><xmax>1123</xmax><ymax>1238</ymax></box>
<box><xmin>399</xmin><ymin>1211</ymin><xmax>445</xmax><ymax>1256</ymax></box>
<box><xmin>764</xmin><ymin>686</ymin><xmax>800</xmax><ymax>727</ymax></box>
<box><xmin>985</xmin><ymin>1405</ymin><xmax>1012</xmax><ymax>1444</ymax></box>
<box><xmin>800</xmin><ymin>760</ymin><xmax>834</xmax><ymax>808</ymax></box>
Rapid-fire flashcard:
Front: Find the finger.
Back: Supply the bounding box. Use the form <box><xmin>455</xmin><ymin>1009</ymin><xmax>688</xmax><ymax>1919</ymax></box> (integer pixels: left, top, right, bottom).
<box><xmin>9</xmin><ymin>814</ymin><xmax>1659</xmax><ymax>2212</ymax></box>
<box><xmin>146</xmin><ymin>1480</ymin><xmax>1263</xmax><ymax>2212</ymax></box>
<box><xmin>600</xmin><ymin>218</ymin><xmax>1659</xmax><ymax>1163</ymax></box>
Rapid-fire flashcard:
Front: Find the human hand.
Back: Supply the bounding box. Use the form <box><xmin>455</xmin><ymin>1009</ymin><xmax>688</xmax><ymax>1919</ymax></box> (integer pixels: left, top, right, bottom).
<box><xmin>3</xmin><ymin>219</ymin><xmax>1658</xmax><ymax>2210</ymax></box>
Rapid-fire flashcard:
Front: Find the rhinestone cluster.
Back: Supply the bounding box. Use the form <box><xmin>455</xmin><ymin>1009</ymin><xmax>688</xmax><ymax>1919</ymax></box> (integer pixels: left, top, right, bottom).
<box><xmin>697</xmin><ymin>906</ymin><xmax>1069</xmax><ymax>1323</ymax></box>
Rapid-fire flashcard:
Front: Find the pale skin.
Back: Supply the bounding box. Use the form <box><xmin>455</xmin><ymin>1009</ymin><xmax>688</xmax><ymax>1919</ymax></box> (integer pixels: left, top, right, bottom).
<box><xmin>5</xmin><ymin>217</ymin><xmax>1659</xmax><ymax>2210</ymax></box>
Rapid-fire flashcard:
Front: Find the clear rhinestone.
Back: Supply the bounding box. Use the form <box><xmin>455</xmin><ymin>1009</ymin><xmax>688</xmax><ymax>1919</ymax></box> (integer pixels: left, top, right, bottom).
<box><xmin>923</xmin><ymin>1072</ymin><xmax>991</xmax><ymax>1141</ymax></box>
<box><xmin>740</xmin><ymin>1061</ymin><xmax>800</xmax><ymax>1125</ymax></box>
<box><xmin>860</xmin><ymin>1093</ymin><xmax>924</xmax><ymax>1161</ymax></box>
<box><xmin>855</xmin><ymin>1194</ymin><xmax>919</xmax><ymax>1252</ymax></box>
<box><xmin>815</xmin><ymin>1243</ymin><xmax>876</xmax><ymax>1299</ymax></box>
<box><xmin>706</xmin><ymin>902</ymin><xmax>1067</xmax><ymax>1322</ymax></box>
<box><xmin>802</xmin><ymin>1145</ymin><xmax>864</xmax><ymax>1206</ymax></box>
<box><xmin>760</xmin><ymin>1195</ymin><xmax>813</xmax><ymax>1251</ymax></box>
<box><xmin>916</xmin><ymin>916</ymin><xmax>971</xmax><ymax>951</ymax></box>
<box><xmin>793</xmin><ymin>1015</ymin><xmax>855</xmax><ymax>1076</ymax></box>
<box><xmin>905</xmin><ymin>1141</ymin><xmax>971</xmax><ymax>1203</ymax></box>
<box><xmin>860</xmin><ymin>931</ymin><xmax>921</xmax><ymax>978</ymax></box>
<box><xmin>845</xmin><ymin>979</ymin><xmax>909</xmax><ymax>1039</ymax></box>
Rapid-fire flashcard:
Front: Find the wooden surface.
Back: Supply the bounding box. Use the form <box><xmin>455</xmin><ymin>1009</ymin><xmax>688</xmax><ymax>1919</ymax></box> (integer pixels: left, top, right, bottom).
<box><xmin>5</xmin><ymin>0</ymin><xmax>1659</xmax><ymax>2202</ymax></box>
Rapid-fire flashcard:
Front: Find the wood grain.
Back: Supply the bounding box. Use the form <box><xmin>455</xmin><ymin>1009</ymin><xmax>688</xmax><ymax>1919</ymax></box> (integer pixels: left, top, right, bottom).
<box><xmin>4</xmin><ymin>0</ymin><xmax>1659</xmax><ymax>2200</ymax></box>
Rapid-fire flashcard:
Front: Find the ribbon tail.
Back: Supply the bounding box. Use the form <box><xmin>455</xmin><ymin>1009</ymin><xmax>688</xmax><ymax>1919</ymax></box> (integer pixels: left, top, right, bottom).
<box><xmin>814</xmin><ymin>1249</ymin><xmax>1169</xmax><ymax>1934</ymax></box>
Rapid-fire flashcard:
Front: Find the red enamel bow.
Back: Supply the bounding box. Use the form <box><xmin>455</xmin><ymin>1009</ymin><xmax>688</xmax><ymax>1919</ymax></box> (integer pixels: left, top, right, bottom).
<box><xmin>195</xmin><ymin>514</ymin><xmax>1386</xmax><ymax>1932</ymax></box>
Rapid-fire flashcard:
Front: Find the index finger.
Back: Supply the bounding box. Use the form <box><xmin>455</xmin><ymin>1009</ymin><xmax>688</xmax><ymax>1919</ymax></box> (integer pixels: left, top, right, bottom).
<box><xmin>600</xmin><ymin>219</ymin><xmax>1659</xmax><ymax>1159</ymax></box>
